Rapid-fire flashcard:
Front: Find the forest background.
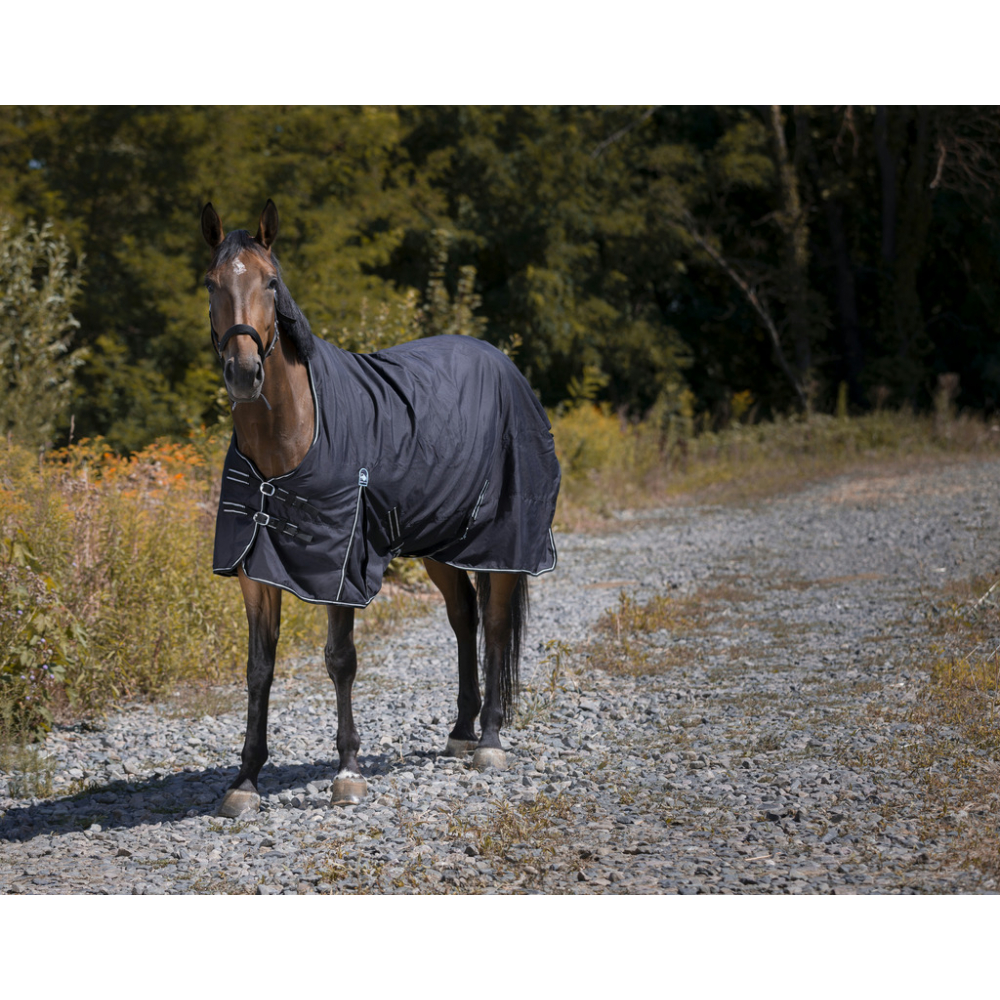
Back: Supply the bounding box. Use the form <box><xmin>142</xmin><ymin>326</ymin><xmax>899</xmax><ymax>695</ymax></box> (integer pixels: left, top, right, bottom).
<box><xmin>4</xmin><ymin>105</ymin><xmax>1000</xmax><ymax>452</ymax></box>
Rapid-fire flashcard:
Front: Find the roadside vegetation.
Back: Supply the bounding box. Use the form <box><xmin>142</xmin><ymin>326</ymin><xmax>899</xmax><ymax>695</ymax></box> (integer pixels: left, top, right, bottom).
<box><xmin>5</xmin><ymin>104</ymin><xmax>1000</xmax><ymax>809</ymax></box>
<box><xmin>4</xmin><ymin>397</ymin><xmax>1000</xmax><ymax>743</ymax></box>
<box><xmin>551</xmin><ymin>375</ymin><xmax>1000</xmax><ymax>528</ymax></box>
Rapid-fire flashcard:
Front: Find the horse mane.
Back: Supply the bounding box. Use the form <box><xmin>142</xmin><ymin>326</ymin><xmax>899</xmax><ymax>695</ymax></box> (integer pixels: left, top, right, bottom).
<box><xmin>208</xmin><ymin>230</ymin><xmax>315</xmax><ymax>362</ymax></box>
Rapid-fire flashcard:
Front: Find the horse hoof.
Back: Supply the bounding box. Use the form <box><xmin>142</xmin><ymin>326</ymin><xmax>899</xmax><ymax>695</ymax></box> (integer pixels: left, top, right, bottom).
<box><xmin>217</xmin><ymin>788</ymin><xmax>260</xmax><ymax>818</ymax></box>
<box><xmin>444</xmin><ymin>737</ymin><xmax>478</xmax><ymax>757</ymax></box>
<box><xmin>330</xmin><ymin>773</ymin><xmax>367</xmax><ymax>807</ymax></box>
<box><xmin>472</xmin><ymin>747</ymin><xmax>507</xmax><ymax>771</ymax></box>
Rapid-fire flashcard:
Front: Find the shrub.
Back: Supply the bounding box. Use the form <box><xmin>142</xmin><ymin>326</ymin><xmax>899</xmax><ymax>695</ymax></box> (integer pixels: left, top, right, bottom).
<box><xmin>0</xmin><ymin>218</ymin><xmax>86</xmax><ymax>447</ymax></box>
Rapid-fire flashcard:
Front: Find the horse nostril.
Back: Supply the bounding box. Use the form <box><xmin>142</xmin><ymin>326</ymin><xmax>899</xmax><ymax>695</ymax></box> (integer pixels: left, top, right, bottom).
<box><xmin>254</xmin><ymin>361</ymin><xmax>263</xmax><ymax>386</ymax></box>
<box><xmin>224</xmin><ymin>358</ymin><xmax>236</xmax><ymax>384</ymax></box>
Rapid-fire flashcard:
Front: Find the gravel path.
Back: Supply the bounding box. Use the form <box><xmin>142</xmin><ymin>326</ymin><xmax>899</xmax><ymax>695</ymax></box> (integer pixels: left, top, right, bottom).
<box><xmin>3</xmin><ymin>457</ymin><xmax>999</xmax><ymax>894</ymax></box>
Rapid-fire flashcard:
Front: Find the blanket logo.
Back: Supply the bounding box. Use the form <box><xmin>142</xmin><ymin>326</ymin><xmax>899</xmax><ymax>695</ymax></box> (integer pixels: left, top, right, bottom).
<box><xmin>358</xmin><ymin>468</ymin><xmax>369</xmax><ymax>487</ymax></box>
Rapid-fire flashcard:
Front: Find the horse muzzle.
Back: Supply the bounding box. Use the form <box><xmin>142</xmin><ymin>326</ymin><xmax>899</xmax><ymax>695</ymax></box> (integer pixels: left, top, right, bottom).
<box><xmin>224</xmin><ymin>352</ymin><xmax>264</xmax><ymax>401</ymax></box>
<box><xmin>219</xmin><ymin>323</ymin><xmax>266</xmax><ymax>402</ymax></box>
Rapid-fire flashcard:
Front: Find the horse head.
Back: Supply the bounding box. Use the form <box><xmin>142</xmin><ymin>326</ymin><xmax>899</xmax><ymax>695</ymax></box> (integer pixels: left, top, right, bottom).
<box><xmin>202</xmin><ymin>200</ymin><xmax>281</xmax><ymax>406</ymax></box>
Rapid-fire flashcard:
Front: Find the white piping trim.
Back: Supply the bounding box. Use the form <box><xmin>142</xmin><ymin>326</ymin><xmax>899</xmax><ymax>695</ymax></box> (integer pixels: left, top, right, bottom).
<box><xmin>237</xmin><ymin>566</ymin><xmax>380</xmax><ymax>609</ymax></box>
<box><xmin>443</xmin><ymin>529</ymin><xmax>559</xmax><ymax>577</ymax></box>
<box><xmin>335</xmin><ymin>482</ymin><xmax>365</xmax><ymax>603</ymax></box>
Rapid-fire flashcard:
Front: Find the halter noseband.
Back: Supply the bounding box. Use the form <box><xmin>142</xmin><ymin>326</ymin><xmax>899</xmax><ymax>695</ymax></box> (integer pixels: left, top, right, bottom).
<box><xmin>211</xmin><ymin>319</ymin><xmax>280</xmax><ymax>364</ymax></box>
<box><xmin>210</xmin><ymin>313</ymin><xmax>281</xmax><ymax>410</ymax></box>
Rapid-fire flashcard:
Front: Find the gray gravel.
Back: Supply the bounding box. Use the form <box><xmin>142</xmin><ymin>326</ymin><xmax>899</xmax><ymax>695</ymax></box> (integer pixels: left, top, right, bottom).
<box><xmin>3</xmin><ymin>457</ymin><xmax>1000</xmax><ymax>894</ymax></box>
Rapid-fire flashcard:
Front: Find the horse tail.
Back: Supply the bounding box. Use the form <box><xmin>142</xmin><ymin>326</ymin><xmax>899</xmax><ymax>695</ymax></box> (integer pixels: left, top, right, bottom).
<box><xmin>476</xmin><ymin>572</ymin><xmax>529</xmax><ymax>725</ymax></box>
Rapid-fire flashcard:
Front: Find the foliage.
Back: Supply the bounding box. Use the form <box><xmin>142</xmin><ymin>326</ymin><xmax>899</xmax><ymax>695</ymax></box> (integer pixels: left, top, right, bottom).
<box><xmin>906</xmin><ymin>574</ymin><xmax>1000</xmax><ymax>878</ymax></box>
<box><xmin>0</xmin><ymin>535</ymin><xmax>78</xmax><ymax>735</ymax></box>
<box><xmin>4</xmin><ymin>106</ymin><xmax>1000</xmax><ymax>452</ymax></box>
<box><xmin>0</xmin><ymin>217</ymin><xmax>86</xmax><ymax>446</ymax></box>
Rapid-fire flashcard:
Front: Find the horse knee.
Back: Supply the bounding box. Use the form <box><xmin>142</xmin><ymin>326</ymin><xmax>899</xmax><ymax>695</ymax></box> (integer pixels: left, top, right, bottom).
<box><xmin>325</xmin><ymin>638</ymin><xmax>356</xmax><ymax>682</ymax></box>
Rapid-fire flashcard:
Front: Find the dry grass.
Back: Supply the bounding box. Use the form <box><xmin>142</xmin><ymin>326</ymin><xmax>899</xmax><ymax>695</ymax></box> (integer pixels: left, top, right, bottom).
<box><xmin>586</xmin><ymin>583</ymin><xmax>754</xmax><ymax>677</ymax></box>
<box><xmin>903</xmin><ymin>574</ymin><xmax>1000</xmax><ymax>879</ymax></box>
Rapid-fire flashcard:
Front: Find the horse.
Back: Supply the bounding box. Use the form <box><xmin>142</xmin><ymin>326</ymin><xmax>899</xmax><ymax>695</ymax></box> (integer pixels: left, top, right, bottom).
<box><xmin>201</xmin><ymin>200</ymin><xmax>560</xmax><ymax>817</ymax></box>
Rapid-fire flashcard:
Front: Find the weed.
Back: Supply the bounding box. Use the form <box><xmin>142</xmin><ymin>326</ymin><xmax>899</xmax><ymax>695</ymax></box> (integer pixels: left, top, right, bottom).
<box><xmin>747</xmin><ymin>734</ymin><xmax>784</xmax><ymax>755</ymax></box>
<box><xmin>462</xmin><ymin>792</ymin><xmax>577</xmax><ymax>866</ymax></box>
<box><xmin>891</xmin><ymin>573</ymin><xmax>1000</xmax><ymax>880</ymax></box>
<box><xmin>313</xmin><ymin>834</ymin><xmax>388</xmax><ymax>893</ymax></box>
<box><xmin>206</xmin><ymin>819</ymin><xmax>254</xmax><ymax>835</ymax></box>
<box><xmin>190</xmin><ymin>875</ymin><xmax>256</xmax><ymax>894</ymax></box>
<box><xmin>516</xmin><ymin>639</ymin><xmax>576</xmax><ymax>726</ymax></box>
<box><xmin>0</xmin><ymin>740</ymin><xmax>55</xmax><ymax>798</ymax></box>
<box><xmin>164</xmin><ymin>684</ymin><xmax>243</xmax><ymax>720</ymax></box>
<box><xmin>0</xmin><ymin>433</ymin><xmax>435</xmax><ymax>735</ymax></box>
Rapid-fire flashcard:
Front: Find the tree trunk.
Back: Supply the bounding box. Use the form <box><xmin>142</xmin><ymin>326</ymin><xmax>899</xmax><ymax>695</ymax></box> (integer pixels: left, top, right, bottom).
<box><xmin>874</xmin><ymin>106</ymin><xmax>897</xmax><ymax>266</ymax></box>
<box><xmin>800</xmin><ymin>109</ymin><xmax>863</xmax><ymax>404</ymax></box>
<box><xmin>769</xmin><ymin>105</ymin><xmax>813</xmax><ymax>400</ymax></box>
<box><xmin>893</xmin><ymin>106</ymin><xmax>934</xmax><ymax>401</ymax></box>
<box><xmin>874</xmin><ymin>106</ymin><xmax>935</xmax><ymax>403</ymax></box>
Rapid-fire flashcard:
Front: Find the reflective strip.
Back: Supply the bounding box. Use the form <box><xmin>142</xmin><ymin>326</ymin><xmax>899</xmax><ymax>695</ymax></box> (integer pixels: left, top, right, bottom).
<box><xmin>387</xmin><ymin>506</ymin><xmax>401</xmax><ymax>543</ymax></box>
<box><xmin>336</xmin><ymin>481</ymin><xmax>365</xmax><ymax>603</ymax></box>
<box><xmin>470</xmin><ymin>478</ymin><xmax>489</xmax><ymax>521</ymax></box>
<box><xmin>461</xmin><ymin>479</ymin><xmax>490</xmax><ymax>540</ymax></box>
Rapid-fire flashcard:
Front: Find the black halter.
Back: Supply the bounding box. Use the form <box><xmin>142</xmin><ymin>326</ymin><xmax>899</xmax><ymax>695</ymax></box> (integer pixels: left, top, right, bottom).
<box><xmin>211</xmin><ymin>313</ymin><xmax>281</xmax><ymax>410</ymax></box>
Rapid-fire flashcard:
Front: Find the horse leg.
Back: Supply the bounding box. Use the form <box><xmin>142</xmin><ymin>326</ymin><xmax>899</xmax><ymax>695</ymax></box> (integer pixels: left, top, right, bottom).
<box><xmin>424</xmin><ymin>559</ymin><xmax>480</xmax><ymax>755</ymax></box>
<box><xmin>473</xmin><ymin>572</ymin><xmax>525</xmax><ymax>771</ymax></box>
<box><xmin>217</xmin><ymin>570</ymin><xmax>282</xmax><ymax>817</ymax></box>
<box><xmin>326</xmin><ymin>606</ymin><xmax>367</xmax><ymax>806</ymax></box>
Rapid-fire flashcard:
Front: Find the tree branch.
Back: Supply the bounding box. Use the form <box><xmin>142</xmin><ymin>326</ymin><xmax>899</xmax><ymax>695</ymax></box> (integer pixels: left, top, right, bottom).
<box><xmin>682</xmin><ymin>213</ymin><xmax>809</xmax><ymax>412</ymax></box>
<box><xmin>591</xmin><ymin>107</ymin><xmax>660</xmax><ymax>159</ymax></box>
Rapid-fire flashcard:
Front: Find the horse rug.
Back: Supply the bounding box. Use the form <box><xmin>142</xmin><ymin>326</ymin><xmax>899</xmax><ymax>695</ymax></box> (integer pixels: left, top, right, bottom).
<box><xmin>213</xmin><ymin>334</ymin><xmax>560</xmax><ymax>606</ymax></box>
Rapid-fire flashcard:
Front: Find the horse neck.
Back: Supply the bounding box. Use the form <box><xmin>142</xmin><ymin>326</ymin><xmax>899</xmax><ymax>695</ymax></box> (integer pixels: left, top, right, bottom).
<box><xmin>232</xmin><ymin>337</ymin><xmax>315</xmax><ymax>480</ymax></box>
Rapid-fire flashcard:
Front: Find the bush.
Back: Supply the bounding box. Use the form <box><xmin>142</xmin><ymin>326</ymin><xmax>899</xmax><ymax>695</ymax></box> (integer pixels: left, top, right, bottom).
<box><xmin>549</xmin><ymin>400</ymin><xmax>1000</xmax><ymax>524</ymax></box>
<box><xmin>0</xmin><ymin>218</ymin><xmax>86</xmax><ymax>447</ymax></box>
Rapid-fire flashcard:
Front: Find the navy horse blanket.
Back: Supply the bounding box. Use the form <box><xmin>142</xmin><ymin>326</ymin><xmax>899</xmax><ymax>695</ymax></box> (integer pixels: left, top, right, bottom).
<box><xmin>213</xmin><ymin>334</ymin><xmax>560</xmax><ymax>606</ymax></box>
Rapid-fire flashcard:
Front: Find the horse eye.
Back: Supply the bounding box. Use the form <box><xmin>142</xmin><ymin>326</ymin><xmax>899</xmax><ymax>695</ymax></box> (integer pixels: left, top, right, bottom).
<box><xmin>267</xmin><ymin>277</ymin><xmax>278</xmax><ymax>291</ymax></box>
<box><xmin>205</xmin><ymin>279</ymin><xmax>215</xmax><ymax>293</ymax></box>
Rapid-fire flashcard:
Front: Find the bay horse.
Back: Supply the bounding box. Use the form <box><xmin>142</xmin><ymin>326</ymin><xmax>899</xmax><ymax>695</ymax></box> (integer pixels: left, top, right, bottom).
<box><xmin>201</xmin><ymin>201</ymin><xmax>560</xmax><ymax>817</ymax></box>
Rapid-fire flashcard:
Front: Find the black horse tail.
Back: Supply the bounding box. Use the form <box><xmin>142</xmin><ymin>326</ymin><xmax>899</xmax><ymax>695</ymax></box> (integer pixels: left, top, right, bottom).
<box><xmin>476</xmin><ymin>572</ymin><xmax>529</xmax><ymax>726</ymax></box>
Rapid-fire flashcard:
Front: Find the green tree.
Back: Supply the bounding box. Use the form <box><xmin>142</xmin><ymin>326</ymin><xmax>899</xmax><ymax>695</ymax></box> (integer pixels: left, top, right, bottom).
<box><xmin>397</xmin><ymin>106</ymin><xmax>691</xmax><ymax>415</ymax></box>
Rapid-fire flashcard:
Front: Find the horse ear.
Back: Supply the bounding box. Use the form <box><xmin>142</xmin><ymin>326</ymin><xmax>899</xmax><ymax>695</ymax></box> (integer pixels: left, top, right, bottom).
<box><xmin>201</xmin><ymin>203</ymin><xmax>224</xmax><ymax>249</ymax></box>
<box><xmin>256</xmin><ymin>199</ymin><xmax>279</xmax><ymax>250</ymax></box>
